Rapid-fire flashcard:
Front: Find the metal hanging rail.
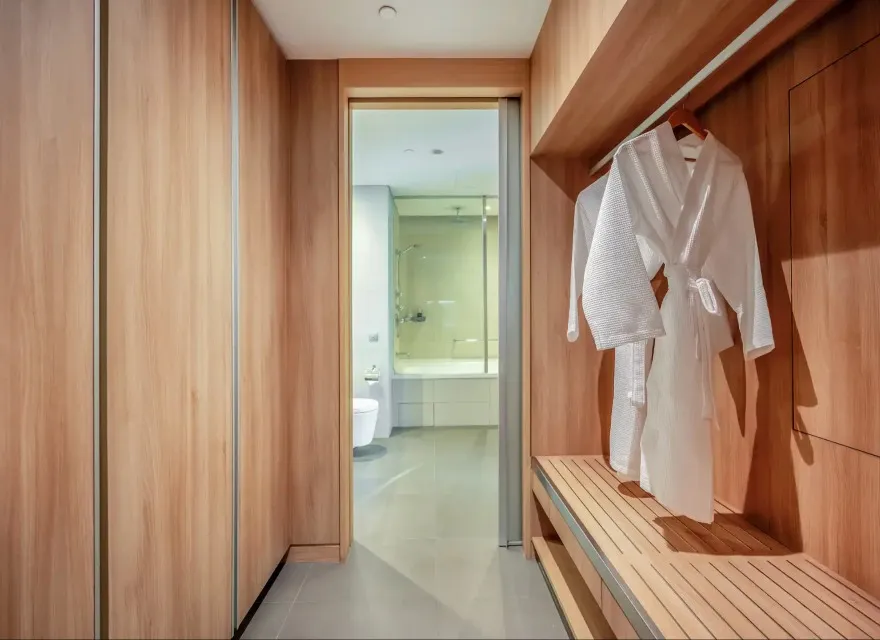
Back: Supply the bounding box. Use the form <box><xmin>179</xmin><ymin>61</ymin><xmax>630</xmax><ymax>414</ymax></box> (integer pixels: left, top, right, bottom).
<box><xmin>590</xmin><ymin>0</ymin><xmax>797</xmax><ymax>175</ymax></box>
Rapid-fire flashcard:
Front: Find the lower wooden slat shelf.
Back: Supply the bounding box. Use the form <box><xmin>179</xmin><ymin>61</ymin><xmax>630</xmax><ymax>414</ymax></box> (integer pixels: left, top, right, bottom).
<box><xmin>533</xmin><ymin>536</ymin><xmax>615</xmax><ymax>640</ymax></box>
<box><xmin>532</xmin><ymin>456</ymin><xmax>880</xmax><ymax>639</ymax></box>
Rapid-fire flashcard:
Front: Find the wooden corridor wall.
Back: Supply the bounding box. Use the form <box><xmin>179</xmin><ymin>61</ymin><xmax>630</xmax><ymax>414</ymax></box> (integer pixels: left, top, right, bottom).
<box><xmin>2</xmin><ymin>0</ymin><xmax>295</xmax><ymax>636</ymax></box>
<box><xmin>2</xmin><ymin>1</ymin><xmax>298</xmax><ymax>635</ymax></box>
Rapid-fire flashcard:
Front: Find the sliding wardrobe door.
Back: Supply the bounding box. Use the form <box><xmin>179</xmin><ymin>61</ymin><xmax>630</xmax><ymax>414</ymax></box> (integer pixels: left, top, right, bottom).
<box><xmin>105</xmin><ymin>1</ymin><xmax>233</xmax><ymax>637</ymax></box>
<box><xmin>0</xmin><ymin>1</ymin><xmax>96</xmax><ymax>637</ymax></box>
<box><xmin>498</xmin><ymin>98</ymin><xmax>523</xmax><ymax>546</ymax></box>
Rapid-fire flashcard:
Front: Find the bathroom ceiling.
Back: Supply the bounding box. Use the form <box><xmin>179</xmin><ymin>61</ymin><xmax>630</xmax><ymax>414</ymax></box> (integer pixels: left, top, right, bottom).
<box><xmin>352</xmin><ymin>108</ymin><xmax>499</xmax><ymax>197</ymax></box>
<box><xmin>395</xmin><ymin>197</ymin><xmax>498</xmax><ymax>218</ymax></box>
<box><xmin>252</xmin><ymin>0</ymin><xmax>550</xmax><ymax>59</ymax></box>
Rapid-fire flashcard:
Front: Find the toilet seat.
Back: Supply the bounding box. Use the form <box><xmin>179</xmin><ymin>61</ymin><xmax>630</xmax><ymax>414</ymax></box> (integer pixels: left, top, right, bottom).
<box><xmin>353</xmin><ymin>398</ymin><xmax>379</xmax><ymax>414</ymax></box>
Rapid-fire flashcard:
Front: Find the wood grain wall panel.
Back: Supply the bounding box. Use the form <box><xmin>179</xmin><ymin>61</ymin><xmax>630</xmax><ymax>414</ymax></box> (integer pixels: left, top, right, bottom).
<box><xmin>338</xmin><ymin>58</ymin><xmax>528</xmax><ymax>98</ymax></box>
<box><xmin>238</xmin><ymin>0</ymin><xmax>290</xmax><ymax>620</ymax></box>
<box><xmin>790</xmin><ymin>38</ymin><xmax>880</xmax><ymax>457</ymax></box>
<box><xmin>698</xmin><ymin>0</ymin><xmax>880</xmax><ymax>598</ymax></box>
<box><xmin>288</xmin><ymin>60</ymin><xmax>341</xmax><ymax>546</ymax></box>
<box><xmin>790</xmin><ymin>436</ymin><xmax>880</xmax><ymax>600</ymax></box>
<box><xmin>529</xmin><ymin>0</ymin><xmax>625</xmax><ymax>152</ymax></box>
<box><xmin>685</xmin><ymin>0</ymin><xmax>839</xmax><ymax>110</ymax></box>
<box><xmin>0</xmin><ymin>2</ymin><xmax>95</xmax><ymax>637</ymax></box>
<box><xmin>106</xmin><ymin>2</ymin><xmax>233</xmax><ymax>637</ymax></box>
<box><xmin>529</xmin><ymin>160</ymin><xmax>610</xmax><ymax>459</ymax></box>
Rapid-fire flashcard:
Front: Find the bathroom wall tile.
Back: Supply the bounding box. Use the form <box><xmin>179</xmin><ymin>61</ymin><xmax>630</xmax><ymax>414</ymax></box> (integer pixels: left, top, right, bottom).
<box><xmin>397</xmin><ymin>215</ymin><xmax>499</xmax><ymax>360</ymax></box>
<box><xmin>392</xmin><ymin>378</ymin><xmax>434</xmax><ymax>403</ymax></box>
<box><xmin>397</xmin><ymin>403</ymin><xmax>434</xmax><ymax>428</ymax></box>
<box><xmin>434</xmin><ymin>402</ymin><xmax>492</xmax><ymax>427</ymax></box>
<box><xmin>433</xmin><ymin>378</ymin><xmax>490</xmax><ymax>403</ymax></box>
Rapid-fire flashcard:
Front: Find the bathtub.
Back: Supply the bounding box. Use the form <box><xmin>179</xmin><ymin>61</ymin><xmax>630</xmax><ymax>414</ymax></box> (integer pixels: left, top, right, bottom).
<box><xmin>393</xmin><ymin>357</ymin><xmax>499</xmax><ymax>378</ymax></box>
<box><xmin>391</xmin><ymin>358</ymin><xmax>499</xmax><ymax>428</ymax></box>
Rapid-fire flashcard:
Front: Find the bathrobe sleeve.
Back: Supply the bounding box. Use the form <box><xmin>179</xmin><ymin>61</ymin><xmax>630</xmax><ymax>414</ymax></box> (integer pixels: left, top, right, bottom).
<box><xmin>567</xmin><ymin>198</ymin><xmax>592</xmax><ymax>341</ymax></box>
<box><xmin>568</xmin><ymin>177</ymin><xmax>609</xmax><ymax>341</ymax></box>
<box><xmin>704</xmin><ymin>168</ymin><xmax>774</xmax><ymax>359</ymax></box>
<box><xmin>582</xmin><ymin>160</ymin><xmax>666</xmax><ymax>350</ymax></box>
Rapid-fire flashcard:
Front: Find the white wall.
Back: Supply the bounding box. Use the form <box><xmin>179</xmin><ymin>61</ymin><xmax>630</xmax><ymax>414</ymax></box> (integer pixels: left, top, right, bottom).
<box><xmin>352</xmin><ymin>186</ymin><xmax>393</xmax><ymax>438</ymax></box>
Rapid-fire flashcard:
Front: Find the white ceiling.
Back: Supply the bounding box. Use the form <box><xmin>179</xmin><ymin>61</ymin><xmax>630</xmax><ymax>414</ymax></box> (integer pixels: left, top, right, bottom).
<box><xmin>352</xmin><ymin>108</ymin><xmax>499</xmax><ymax>197</ymax></box>
<box><xmin>252</xmin><ymin>0</ymin><xmax>550</xmax><ymax>59</ymax></box>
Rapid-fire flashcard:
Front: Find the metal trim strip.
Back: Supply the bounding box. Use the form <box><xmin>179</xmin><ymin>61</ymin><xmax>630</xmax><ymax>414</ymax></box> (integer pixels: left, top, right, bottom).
<box><xmin>590</xmin><ymin>0</ymin><xmax>797</xmax><ymax>173</ymax></box>
<box><xmin>536</xmin><ymin>557</ymin><xmax>575</xmax><ymax>640</ymax></box>
<box><xmin>230</xmin><ymin>0</ymin><xmax>241</xmax><ymax>630</ymax></box>
<box><xmin>92</xmin><ymin>1</ymin><xmax>104</xmax><ymax>636</ymax></box>
<box><xmin>534</xmin><ymin>465</ymin><xmax>662</xmax><ymax>639</ymax></box>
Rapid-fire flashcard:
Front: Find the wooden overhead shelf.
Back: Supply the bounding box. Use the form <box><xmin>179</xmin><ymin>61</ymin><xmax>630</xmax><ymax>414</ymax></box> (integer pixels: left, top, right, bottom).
<box><xmin>530</xmin><ymin>0</ymin><xmax>837</xmax><ymax>164</ymax></box>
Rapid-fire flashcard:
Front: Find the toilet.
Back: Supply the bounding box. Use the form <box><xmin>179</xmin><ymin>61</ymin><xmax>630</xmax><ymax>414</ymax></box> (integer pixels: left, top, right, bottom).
<box><xmin>353</xmin><ymin>398</ymin><xmax>380</xmax><ymax>448</ymax></box>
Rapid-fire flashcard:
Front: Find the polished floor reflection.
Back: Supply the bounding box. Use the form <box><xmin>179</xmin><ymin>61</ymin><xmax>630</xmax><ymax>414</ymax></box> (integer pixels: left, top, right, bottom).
<box><xmin>242</xmin><ymin>427</ymin><xmax>566</xmax><ymax>639</ymax></box>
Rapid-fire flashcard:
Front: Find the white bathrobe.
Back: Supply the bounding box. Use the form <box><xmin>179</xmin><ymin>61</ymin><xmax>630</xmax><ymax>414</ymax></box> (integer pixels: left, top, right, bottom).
<box><xmin>582</xmin><ymin>123</ymin><xmax>773</xmax><ymax>522</ymax></box>
<box><xmin>568</xmin><ymin>174</ymin><xmax>658</xmax><ymax>479</ymax></box>
<box><xmin>570</xmin><ymin>148</ymin><xmax>731</xmax><ymax>482</ymax></box>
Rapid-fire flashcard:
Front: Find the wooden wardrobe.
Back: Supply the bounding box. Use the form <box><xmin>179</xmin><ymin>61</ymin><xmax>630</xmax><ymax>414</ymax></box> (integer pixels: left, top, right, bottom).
<box><xmin>527</xmin><ymin>0</ymin><xmax>880</xmax><ymax>602</ymax></box>
<box><xmin>2</xmin><ymin>0</ymin><xmax>295</xmax><ymax>637</ymax></box>
<box><xmin>1</xmin><ymin>2</ymin><xmax>96</xmax><ymax>636</ymax></box>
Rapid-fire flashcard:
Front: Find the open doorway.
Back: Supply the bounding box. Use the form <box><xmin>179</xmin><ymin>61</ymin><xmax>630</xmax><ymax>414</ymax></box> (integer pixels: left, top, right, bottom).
<box><xmin>340</xmin><ymin>100</ymin><xmax>547</xmax><ymax>634</ymax></box>
<box><xmin>350</xmin><ymin>104</ymin><xmax>503</xmax><ymax>548</ymax></box>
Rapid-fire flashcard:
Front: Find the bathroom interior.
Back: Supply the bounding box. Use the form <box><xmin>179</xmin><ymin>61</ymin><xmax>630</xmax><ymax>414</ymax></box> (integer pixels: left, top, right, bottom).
<box><xmin>350</xmin><ymin>106</ymin><xmax>503</xmax><ymax>543</ymax></box>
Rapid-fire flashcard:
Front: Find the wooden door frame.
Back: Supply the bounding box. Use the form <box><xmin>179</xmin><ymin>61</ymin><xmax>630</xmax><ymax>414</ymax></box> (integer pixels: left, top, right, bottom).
<box><xmin>337</xmin><ymin>59</ymin><xmax>531</xmax><ymax>560</ymax></box>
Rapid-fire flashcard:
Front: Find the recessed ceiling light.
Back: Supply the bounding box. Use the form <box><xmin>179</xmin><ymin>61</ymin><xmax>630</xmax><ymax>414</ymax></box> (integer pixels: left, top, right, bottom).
<box><xmin>430</xmin><ymin>148</ymin><xmax>444</xmax><ymax>155</ymax></box>
<box><xmin>378</xmin><ymin>5</ymin><xmax>397</xmax><ymax>20</ymax></box>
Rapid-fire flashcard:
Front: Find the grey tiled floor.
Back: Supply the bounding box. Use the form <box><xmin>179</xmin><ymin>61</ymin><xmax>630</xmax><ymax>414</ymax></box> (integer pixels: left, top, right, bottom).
<box><xmin>242</xmin><ymin>427</ymin><xmax>566</xmax><ymax>639</ymax></box>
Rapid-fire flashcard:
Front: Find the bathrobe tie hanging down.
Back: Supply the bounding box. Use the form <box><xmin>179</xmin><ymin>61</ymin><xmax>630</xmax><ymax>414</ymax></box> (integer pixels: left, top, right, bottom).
<box><xmin>664</xmin><ymin>263</ymin><xmax>723</xmax><ymax>421</ymax></box>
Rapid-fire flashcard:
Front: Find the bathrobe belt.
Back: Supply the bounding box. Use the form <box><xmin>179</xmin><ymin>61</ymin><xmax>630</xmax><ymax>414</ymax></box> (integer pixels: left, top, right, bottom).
<box><xmin>637</xmin><ymin>264</ymin><xmax>722</xmax><ymax>420</ymax></box>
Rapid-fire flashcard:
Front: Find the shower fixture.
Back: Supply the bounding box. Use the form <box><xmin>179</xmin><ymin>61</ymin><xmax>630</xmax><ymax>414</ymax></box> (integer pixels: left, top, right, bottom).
<box><xmin>395</xmin><ymin>243</ymin><xmax>423</xmax><ymax>326</ymax></box>
<box><xmin>396</xmin><ymin>244</ymin><xmax>420</xmax><ymax>256</ymax></box>
<box><xmin>451</xmin><ymin>205</ymin><xmax>469</xmax><ymax>224</ymax></box>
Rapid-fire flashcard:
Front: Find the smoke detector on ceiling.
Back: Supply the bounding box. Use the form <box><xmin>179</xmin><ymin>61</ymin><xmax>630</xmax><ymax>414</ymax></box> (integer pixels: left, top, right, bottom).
<box><xmin>378</xmin><ymin>5</ymin><xmax>397</xmax><ymax>20</ymax></box>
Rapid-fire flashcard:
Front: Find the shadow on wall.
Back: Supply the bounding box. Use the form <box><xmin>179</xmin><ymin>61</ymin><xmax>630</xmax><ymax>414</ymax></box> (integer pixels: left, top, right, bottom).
<box><xmin>722</xmin><ymin>255</ymin><xmax>815</xmax><ymax>552</ymax></box>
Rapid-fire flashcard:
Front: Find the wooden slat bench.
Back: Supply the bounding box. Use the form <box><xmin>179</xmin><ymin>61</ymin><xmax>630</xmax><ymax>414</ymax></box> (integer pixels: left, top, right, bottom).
<box><xmin>532</xmin><ymin>455</ymin><xmax>880</xmax><ymax>639</ymax></box>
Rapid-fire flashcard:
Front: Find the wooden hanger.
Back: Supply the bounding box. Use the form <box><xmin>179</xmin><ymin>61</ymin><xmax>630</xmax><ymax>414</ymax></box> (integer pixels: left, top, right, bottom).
<box><xmin>667</xmin><ymin>107</ymin><xmax>707</xmax><ymax>140</ymax></box>
<box><xmin>592</xmin><ymin>108</ymin><xmax>707</xmax><ymax>177</ymax></box>
<box><xmin>667</xmin><ymin>107</ymin><xmax>706</xmax><ymax>163</ymax></box>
